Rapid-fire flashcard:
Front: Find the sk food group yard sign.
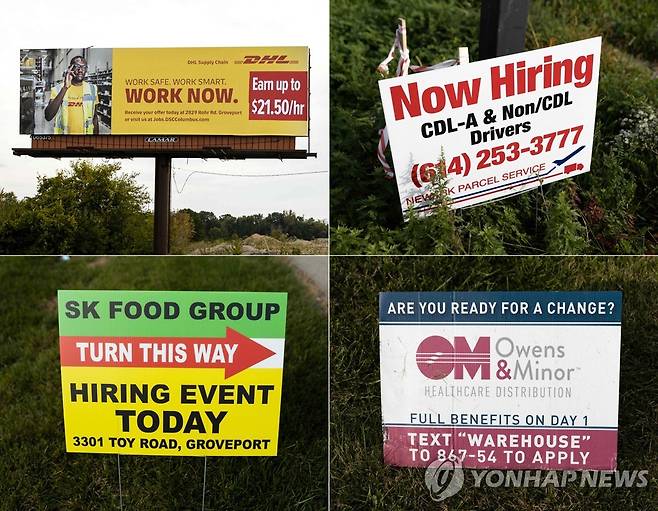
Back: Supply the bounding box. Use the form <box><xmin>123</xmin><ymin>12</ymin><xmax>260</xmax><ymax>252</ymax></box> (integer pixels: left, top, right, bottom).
<box><xmin>379</xmin><ymin>291</ymin><xmax>621</xmax><ymax>470</ymax></box>
<box><xmin>378</xmin><ymin>37</ymin><xmax>601</xmax><ymax>214</ymax></box>
<box><xmin>58</xmin><ymin>290</ymin><xmax>287</xmax><ymax>456</ymax></box>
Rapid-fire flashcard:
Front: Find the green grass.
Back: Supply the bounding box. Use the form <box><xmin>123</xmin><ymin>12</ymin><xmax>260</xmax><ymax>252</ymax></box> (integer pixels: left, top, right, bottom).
<box><xmin>330</xmin><ymin>256</ymin><xmax>657</xmax><ymax>510</ymax></box>
<box><xmin>331</xmin><ymin>0</ymin><xmax>658</xmax><ymax>254</ymax></box>
<box><xmin>0</xmin><ymin>256</ymin><xmax>327</xmax><ymax>510</ymax></box>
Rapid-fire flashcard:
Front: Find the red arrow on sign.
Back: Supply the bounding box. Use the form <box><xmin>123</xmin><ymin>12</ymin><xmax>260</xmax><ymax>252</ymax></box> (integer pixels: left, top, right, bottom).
<box><xmin>59</xmin><ymin>327</ymin><xmax>277</xmax><ymax>379</ymax></box>
<box><xmin>221</xmin><ymin>327</ymin><xmax>277</xmax><ymax>378</ymax></box>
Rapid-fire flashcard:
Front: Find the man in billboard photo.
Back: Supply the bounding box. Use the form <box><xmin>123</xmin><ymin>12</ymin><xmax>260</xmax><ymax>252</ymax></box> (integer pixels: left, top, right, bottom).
<box><xmin>44</xmin><ymin>56</ymin><xmax>99</xmax><ymax>134</ymax></box>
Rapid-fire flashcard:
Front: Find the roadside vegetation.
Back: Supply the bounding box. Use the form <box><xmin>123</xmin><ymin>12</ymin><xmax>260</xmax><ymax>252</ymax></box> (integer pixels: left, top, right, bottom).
<box><xmin>331</xmin><ymin>0</ymin><xmax>658</xmax><ymax>254</ymax></box>
<box><xmin>0</xmin><ymin>160</ymin><xmax>328</xmax><ymax>255</ymax></box>
<box><xmin>0</xmin><ymin>256</ymin><xmax>327</xmax><ymax>510</ymax></box>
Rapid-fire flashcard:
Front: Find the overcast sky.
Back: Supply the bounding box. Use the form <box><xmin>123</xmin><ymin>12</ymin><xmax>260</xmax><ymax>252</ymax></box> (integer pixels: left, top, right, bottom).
<box><xmin>3</xmin><ymin>0</ymin><xmax>328</xmax><ymax>220</ymax></box>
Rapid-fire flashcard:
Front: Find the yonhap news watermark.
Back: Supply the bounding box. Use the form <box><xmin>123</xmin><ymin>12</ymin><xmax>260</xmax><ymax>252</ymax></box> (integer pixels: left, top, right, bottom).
<box><xmin>425</xmin><ymin>459</ymin><xmax>650</xmax><ymax>502</ymax></box>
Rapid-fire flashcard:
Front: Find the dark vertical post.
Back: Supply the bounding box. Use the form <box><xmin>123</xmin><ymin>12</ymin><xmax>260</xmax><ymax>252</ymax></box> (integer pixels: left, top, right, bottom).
<box><xmin>153</xmin><ymin>156</ymin><xmax>171</xmax><ymax>254</ymax></box>
<box><xmin>479</xmin><ymin>0</ymin><xmax>530</xmax><ymax>60</ymax></box>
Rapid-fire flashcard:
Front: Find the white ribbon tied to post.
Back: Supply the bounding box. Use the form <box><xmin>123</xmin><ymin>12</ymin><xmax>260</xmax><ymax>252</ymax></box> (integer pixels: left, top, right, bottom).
<box><xmin>376</xmin><ymin>20</ymin><xmax>466</xmax><ymax>179</ymax></box>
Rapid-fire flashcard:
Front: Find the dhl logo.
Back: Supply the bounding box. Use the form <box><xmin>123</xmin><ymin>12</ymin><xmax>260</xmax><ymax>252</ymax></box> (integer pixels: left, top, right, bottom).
<box><xmin>241</xmin><ymin>55</ymin><xmax>291</xmax><ymax>64</ymax></box>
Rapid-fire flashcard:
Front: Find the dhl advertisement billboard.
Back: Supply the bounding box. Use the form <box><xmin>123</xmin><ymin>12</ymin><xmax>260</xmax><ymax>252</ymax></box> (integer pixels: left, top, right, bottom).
<box><xmin>20</xmin><ymin>47</ymin><xmax>309</xmax><ymax>136</ymax></box>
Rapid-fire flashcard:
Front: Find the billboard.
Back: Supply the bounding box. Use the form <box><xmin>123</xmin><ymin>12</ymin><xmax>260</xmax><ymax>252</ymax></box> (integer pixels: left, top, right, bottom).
<box><xmin>20</xmin><ymin>47</ymin><xmax>309</xmax><ymax>136</ymax></box>
<box><xmin>378</xmin><ymin>37</ymin><xmax>601</xmax><ymax>214</ymax></box>
<box><xmin>58</xmin><ymin>290</ymin><xmax>287</xmax><ymax>456</ymax></box>
<box><xmin>379</xmin><ymin>291</ymin><xmax>621</xmax><ymax>469</ymax></box>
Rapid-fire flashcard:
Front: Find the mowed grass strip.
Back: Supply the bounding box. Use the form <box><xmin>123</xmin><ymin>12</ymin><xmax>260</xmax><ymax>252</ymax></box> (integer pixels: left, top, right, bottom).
<box><xmin>330</xmin><ymin>256</ymin><xmax>657</xmax><ymax>510</ymax></box>
<box><xmin>0</xmin><ymin>256</ymin><xmax>327</xmax><ymax>511</ymax></box>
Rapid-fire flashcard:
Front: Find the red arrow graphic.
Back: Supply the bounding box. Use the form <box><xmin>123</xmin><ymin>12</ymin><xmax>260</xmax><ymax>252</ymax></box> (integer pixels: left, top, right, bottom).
<box><xmin>59</xmin><ymin>327</ymin><xmax>277</xmax><ymax>379</ymax></box>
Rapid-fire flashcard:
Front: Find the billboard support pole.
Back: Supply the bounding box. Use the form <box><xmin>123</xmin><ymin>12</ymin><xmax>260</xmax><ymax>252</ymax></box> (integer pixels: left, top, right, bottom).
<box><xmin>153</xmin><ymin>156</ymin><xmax>171</xmax><ymax>254</ymax></box>
<box><xmin>479</xmin><ymin>0</ymin><xmax>530</xmax><ymax>59</ymax></box>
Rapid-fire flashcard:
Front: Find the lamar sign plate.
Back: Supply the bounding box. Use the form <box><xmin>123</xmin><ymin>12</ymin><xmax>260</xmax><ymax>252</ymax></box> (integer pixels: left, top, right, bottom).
<box><xmin>379</xmin><ymin>291</ymin><xmax>621</xmax><ymax>470</ymax></box>
<box><xmin>58</xmin><ymin>290</ymin><xmax>287</xmax><ymax>456</ymax></box>
<box><xmin>378</xmin><ymin>37</ymin><xmax>601</xmax><ymax>215</ymax></box>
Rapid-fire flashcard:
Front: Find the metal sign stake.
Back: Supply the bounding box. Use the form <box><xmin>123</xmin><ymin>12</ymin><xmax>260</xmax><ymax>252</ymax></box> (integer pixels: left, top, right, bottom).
<box><xmin>117</xmin><ymin>453</ymin><xmax>124</xmax><ymax>511</ymax></box>
<box><xmin>201</xmin><ymin>456</ymin><xmax>208</xmax><ymax>511</ymax></box>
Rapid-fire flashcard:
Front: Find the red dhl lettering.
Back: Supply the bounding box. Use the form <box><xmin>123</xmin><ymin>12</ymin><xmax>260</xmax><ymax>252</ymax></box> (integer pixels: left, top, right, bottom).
<box><xmin>242</xmin><ymin>55</ymin><xmax>290</xmax><ymax>64</ymax></box>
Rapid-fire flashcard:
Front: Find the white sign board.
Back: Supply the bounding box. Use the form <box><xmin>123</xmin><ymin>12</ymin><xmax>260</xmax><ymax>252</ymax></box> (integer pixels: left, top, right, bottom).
<box><xmin>379</xmin><ymin>37</ymin><xmax>602</xmax><ymax>215</ymax></box>
<box><xmin>379</xmin><ymin>291</ymin><xmax>621</xmax><ymax>469</ymax></box>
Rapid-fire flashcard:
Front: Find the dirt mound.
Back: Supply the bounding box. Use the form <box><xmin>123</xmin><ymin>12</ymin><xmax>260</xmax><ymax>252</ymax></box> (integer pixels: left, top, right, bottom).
<box><xmin>189</xmin><ymin>236</ymin><xmax>328</xmax><ymax>255</ymax></box>
<box><xmin>243</xmin><ymin>234</ymin><xmax>284</xmax><ymax>251</ymax></box>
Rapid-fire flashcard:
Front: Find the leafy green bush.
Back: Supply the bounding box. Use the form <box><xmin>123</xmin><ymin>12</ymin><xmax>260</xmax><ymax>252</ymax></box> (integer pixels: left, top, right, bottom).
<box><xmin>0</xmin><ymin>161</ymin><xmax>151</xmax><ymax>254</ymax></box>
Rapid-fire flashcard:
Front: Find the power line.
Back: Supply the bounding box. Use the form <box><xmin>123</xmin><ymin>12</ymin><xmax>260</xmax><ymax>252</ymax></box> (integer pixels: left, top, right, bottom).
<box><xmin>171</xmin><ymin>167</ymin><xmax>327</xmax><ymax>193</ymax></box>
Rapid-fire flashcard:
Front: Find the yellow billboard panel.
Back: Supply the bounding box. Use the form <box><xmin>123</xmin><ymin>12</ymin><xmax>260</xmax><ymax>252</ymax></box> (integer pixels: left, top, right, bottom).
<box><xmin>112</xmin><ymin>47</ymin><xmax>309</xmax><ymax>135</ymax></box>
<box><xmin>21</xmin><ymin>47</ymin><xmax>309</xmax><ymax>136</ymax></box>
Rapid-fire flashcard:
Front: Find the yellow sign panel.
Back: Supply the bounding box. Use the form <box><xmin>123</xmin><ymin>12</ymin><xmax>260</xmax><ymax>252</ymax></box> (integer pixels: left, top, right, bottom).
<box><xmin>61</xmin><ymin>367</ymin><xmax>282</xmax><ymax>456</ymax></box>
<box><xmin>111</xmin><ymin>47</ymin><xmax>309</xmax><ymax>135</ymax></box>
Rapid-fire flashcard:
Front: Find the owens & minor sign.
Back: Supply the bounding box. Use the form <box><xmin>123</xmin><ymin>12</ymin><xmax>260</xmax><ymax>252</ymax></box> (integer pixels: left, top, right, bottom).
<box><xmin>379</xmin><ymin>291</ymin><xmax>621</xmax><ymax>470</ymax></box>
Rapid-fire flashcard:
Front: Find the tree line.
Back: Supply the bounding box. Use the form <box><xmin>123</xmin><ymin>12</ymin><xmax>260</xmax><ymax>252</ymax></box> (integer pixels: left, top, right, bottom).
<box><xmin>180</xmin><ymin>209</ymin><xmax>327</xmax><ymax>242</ymax></box>
<box><xmin>0</xmin><ymin>160</ymin><xmax>327</xmax><ymax>254</ymax></box>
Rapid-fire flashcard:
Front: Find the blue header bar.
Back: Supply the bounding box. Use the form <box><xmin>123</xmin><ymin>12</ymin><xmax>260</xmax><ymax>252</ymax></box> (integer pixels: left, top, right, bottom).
<box><xmin>379</xmin><ymin>291</ymin><xmax>622</xmax><ymax>324</ymax></box>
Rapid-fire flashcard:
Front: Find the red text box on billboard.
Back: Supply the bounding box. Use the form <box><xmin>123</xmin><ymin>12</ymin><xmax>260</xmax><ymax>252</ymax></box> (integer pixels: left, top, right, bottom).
<box><xmin>249</xmin><ymin>71</ymin><xmax>308</xmax><ymax>121</ymax></box>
